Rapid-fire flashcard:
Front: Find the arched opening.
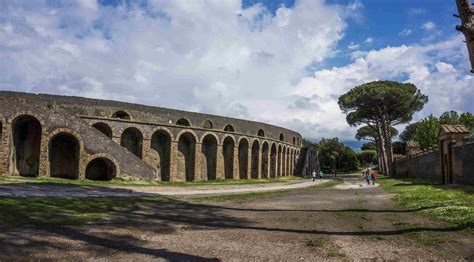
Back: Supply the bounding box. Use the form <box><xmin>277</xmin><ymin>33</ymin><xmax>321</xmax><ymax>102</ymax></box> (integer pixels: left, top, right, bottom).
<box><xmin>49</xmin><ymin>133</ymin><xmax>80</xmax><ymax>179</ymax></box>
<box><xmin>201</xmin><ymin>134</ymin><xmax>217</xmax><ymax>180</ymax></box>
<box><xmin>289</xmin><ymin>149</ymin><xmax>294</xmax><ymax>176</ymax></box>
<box><xmin>203</xmin><ymin>120</ymin><xmax>213</xmax><ymax>129</ymax></box>
<box><xmin>279</xmin><ymin>133</ymin><xmax>285</xmax><ymax>141</ymax></box>
<box><xmin>120</xmin><ymin>127</ymin><xmax>143</xmax><ymax>158</ymax></box>
<box><xmin>251</xmin><ymin>141</ymin><xmax>259</xmax><ymax>179</ymax></box>
<box><xmin>112</xmin><ymin>111</ymin><xmax>131</xmax><ymax>120</ymax></box>
<box><xmin>238</xmin><ymin>139</ymin><xmax>249</xmax><ymax>179</ymax></box>
<box><xmin>224</xmin><ymin>125</ymin><xmax>235</xmax><ymax>132</ymax></box>
<box><xmin>223</xmin><ymin>137</ymin><xmax>234</xmax><ymax>179</ymax></box>
<box><xmin>92</xmin><ymin>122</ymin><xmax>112</xmax><ymax>138</ymax></box>
<box><xmin>86</xmin><ymin>157</ymin><xmax>116</xmax><ymax>181</ymax></box>
<box><xmin>12</xmin><ymin>115</ymin><xmax>42</xmax><ymax>177</ymax></box>
<box><xmin>277</xmin><ymin>145</ymin><xmax>282</xmax><ymax>177</ymax></box>
<box><xmin>178</xmin><ymin>132</ymin><xmax>196</xmax><ymax>181</ymax></box>
<box><xmin>151</xmin><ymin>130</ymin><xmax>171</xmax><ymax>181</ymax></box>
<box><xmin>293</xmin><ymin>137</ymin><xmax>296</xmax><ymax>145</ymax></box>
<box><xmin>176</xmin><ymin>118</ymin><xmax>190</xmax><ymax>126</ymax></box>
<box><xmin>270</xmin><ymin>144</ymin><xmax>277</xmax><ymax>178</ymax></box>
<box><xmin>257</xmin><ymin>129</ymin><xmax>265</xmax><ymax>137</ymax></box>
<box><xmin>261</xmin><ymin>142</ymin><xmax>269</xmax><ymax>179</ymax></box>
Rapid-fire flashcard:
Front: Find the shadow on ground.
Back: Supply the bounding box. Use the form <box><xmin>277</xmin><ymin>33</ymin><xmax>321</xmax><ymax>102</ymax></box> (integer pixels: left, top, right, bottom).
<box><xmin>0</xmin><ymin>183</ymin><xmax>472</xmax><ymax>260</ymax></box>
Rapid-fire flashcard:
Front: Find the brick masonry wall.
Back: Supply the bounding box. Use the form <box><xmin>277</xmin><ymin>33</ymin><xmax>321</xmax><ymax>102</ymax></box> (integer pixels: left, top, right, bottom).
<box><xmin>453</xmin><ymin>142</ymin><xmax>474</xmax><ymax>185</ymax></box>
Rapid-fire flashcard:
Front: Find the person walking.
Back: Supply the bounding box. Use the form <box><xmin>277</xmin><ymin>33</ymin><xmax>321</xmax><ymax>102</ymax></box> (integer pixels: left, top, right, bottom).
<box><xmin>370</xmin><ymin>170</ymin><xmax>377</xmax><ymax>186</ymax></box>
<box><xmin>366</xmin><ymin>170</ymin><xmax>371</xmax><ymax>185</ymax></box>
<box><xmin>319</xmin><ymin>170</ymin><xmax>324</xmax><ymax>182</ymax></box>
<box><xmin>311</xmin><ymin>170</ymin><xmax>316</xmax><ymax>182</ymax></box>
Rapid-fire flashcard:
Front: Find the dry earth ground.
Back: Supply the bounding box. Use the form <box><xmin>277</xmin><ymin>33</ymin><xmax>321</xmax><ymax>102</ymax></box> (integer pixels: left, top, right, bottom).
<box><xmin>0</xmin><ymin>174</ymin><xmax>473</xmax><ymax>261</ymax></box>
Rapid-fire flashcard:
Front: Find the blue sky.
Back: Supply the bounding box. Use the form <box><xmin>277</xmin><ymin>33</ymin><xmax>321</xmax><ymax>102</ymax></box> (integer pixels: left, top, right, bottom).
<box><xmin>1</xmin><ymin>0</ymin><xmax>472</xmax><ymax>149</ymax></box>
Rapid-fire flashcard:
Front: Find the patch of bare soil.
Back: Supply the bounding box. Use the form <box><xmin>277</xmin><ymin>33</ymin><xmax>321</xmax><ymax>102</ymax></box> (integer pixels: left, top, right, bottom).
<box><xmin>0</xmin><ymin>175</ymin><xmax>473</xmax><ymax>261</ymax></box>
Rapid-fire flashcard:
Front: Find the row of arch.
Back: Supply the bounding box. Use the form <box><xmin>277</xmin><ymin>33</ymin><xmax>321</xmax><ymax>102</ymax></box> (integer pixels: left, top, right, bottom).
<box><xmin>109</xmin><ymin>110</ymin><xmax>301</xmax><ymax>145</ymax></box>
<box><xmin>8</xmin><ymin>115</ymin><xmax>117</xmax><ymax>180</ymax></box>
<box><xmin>92</xmin><ymin>121</ymin><xmax>299</xmax><ymax>181</ymax></box>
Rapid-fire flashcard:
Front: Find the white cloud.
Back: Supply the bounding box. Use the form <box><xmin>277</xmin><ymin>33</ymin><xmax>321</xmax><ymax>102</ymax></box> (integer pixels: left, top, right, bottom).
<box><xmin>347</xmin><ymin>42</ymin><xmax>360</xmax><ymax>50</ymax></box>
<box><xmin>399</xmin><ymin>28</ymin><xmax>413</xmax><ymax>37</ymax></box>
<box><xmin>292</xmin><ymin>35</ymin><xmax>473</xmax><ymax>140</ymax></box>
<box><xmin>0</xmin><ymin>0</ymin><xmax>472</xmax><ymax>143</ymax></box>
<box><xmin>364</xmin><ymin>37</ymin><xmax>373</xmax><ymax>44</ymax></box>
<box><xmin>421</xmin><ymin>21</ymin><xmax>436</xmax><ymax>30</ymax></box>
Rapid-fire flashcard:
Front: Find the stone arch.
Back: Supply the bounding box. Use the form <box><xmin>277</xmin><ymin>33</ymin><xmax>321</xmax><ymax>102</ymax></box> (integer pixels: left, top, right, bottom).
<box><xmin>121</xmin><ymin>127</ymin><xmax>143</xmax><ymax>158</ymax></box>
<box><xmin>177</xmin><ymin>132</ymin><xmax>196</xmax><ymax>181</ymax></box>
<box><xmin>201</xmin><ymin>134</ymin><xmax>218</xmax><ymax>180</ymax></box>
<box><xmin>238</xmin><ymin>138</ymin><xmax>249</xmax><ymax>179</ymax></box>
<box><xmin>251</xmin><ymin>140</ymin><xmax>260</xmax><ymax>179</ymax></box>
<box><xmin>199</xmin><ymin>131</ymin><xmax>219</xmax><ymax>144</ymax></box>
<box><xmin>257</xmin><ymin>129</ymin><xmax>265</xmax><ymax>137</ymax></box>
<box><xmin>261</xmin><ymin>141</ymin><xmax>269</xmax><ymax>179</ymax></box>
<box><xmin>222</xmin><ymin>136</ymin><xmax>235</xmax><ymax>179</ymax></box>
<box><xmin>224</xmin><ymin>125</ymin><xmax>235</xmax><ymax>132</ymax></box>
<box><xmin>85</xmin><ymin>157</ymin><xmax>117</xmax><ymax>181</ymax></box>
<box><xmin>92</xmin><ymin>122</ymin><xmax>113</xmax><ymax>138</ymax></box>
<box><xmin>49</xmin><ymin>132</ymin><xmax>80</xmax><ymax>179</ymax></box>
<box><xmin>203</xmin><ymin>120</ymin><xmax>213</xmax><ymax>129</ymax></box>
<box><xmin>11</xmin><ymin>114</ymin><xmax>42</xmax><ymax>177</ymax></box>
<box><xmin>112</xmin><ymin>110</ymin><xmax>131</xmax><ymax>120</ymax></box>
<box><xmin>270</xmin><ymin>143</ymin><xmax>277</xmax><ymax>178</ymax></box>
<box><xmin>176</xmin><ymin>118</ymin><xmax>191</xmax><ymax>127</ymax></box>
<box><xmin>277</xmin><ymin>144</ymin><xmax>282</xmax><ymax>177</ymax></box>
<box><xmin>151</xmin><ymin>129</ymin><xmax>172</xmax><ymax>181</ymax></box>
<box><xmin>279</xmin><ymin>133</ymin><xmax>285</xmax><ymax>141</ymax></box>
<box><xmin>289</xmin><ymin>148</ymin><xmax>294</xmax><ymax>176</ymax></box>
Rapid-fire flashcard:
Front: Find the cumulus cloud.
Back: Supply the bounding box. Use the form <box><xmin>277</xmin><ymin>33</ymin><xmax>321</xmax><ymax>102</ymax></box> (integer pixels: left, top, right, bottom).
<box><xmin>291</xmin><ymin>35</ymin><xmax>473</xmax><ymax>140</ymax></box>
<box><xmin>421</xmin><ymin>21</ymin><xmax>436</xmax><ymax>30</ymax></box>
<box><xmin>0</xmin><ymin>0</ymin><xmax>472</xmax><ymax>143</ymax></box>
<box><xmin>364</xmin><ymin>37</ymin><xmax>373</xmax><ymax>44</ymax></box>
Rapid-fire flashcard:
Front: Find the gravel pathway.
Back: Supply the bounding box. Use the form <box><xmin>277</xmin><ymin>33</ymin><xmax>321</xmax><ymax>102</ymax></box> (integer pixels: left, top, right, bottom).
<box><xmin>0</xmin><ymin>174</ymin><xmax>472</xmax><ymax>260</ymax></box>
<box><xmin>0</xmin><ymin>178</ymin><xmax>326</xmax><ymax>197</ymax></box>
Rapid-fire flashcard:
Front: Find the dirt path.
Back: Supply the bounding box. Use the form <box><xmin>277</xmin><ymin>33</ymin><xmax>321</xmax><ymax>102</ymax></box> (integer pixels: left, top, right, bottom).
<box><xmin>0</xmin><ymin>174</ymin><xmax>473</xmax><ymax>260</ymax></box>
<box><xmin>0</xmin><ymin>179</ymin><xmax>323</xmax><ymax>197</ymax></box>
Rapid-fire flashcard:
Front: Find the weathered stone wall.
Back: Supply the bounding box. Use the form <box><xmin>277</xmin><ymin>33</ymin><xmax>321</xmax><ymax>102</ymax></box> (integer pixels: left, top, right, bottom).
<box><xmin>453</xmin><ymin>142</ymin><xmax>474</xmax><ymax>185</ymax></box>
<box><xmin>0</xmin><ymin>91</ymin><xmax>303</xmax><ymax>181</ymax></box>
<box><xmin>394</xmin><ymin>159</ymin><xmax>407</xmax><ymax>178</ymax></box>
<box><xmin>394</xmin><ymin>151</ymin><xmax>441</xmax><ymax>180</ymax></box>
<box><xmin>410</xmin><ymin>151</ymin><xmax>441</xmax><ymax>180</ymax></box>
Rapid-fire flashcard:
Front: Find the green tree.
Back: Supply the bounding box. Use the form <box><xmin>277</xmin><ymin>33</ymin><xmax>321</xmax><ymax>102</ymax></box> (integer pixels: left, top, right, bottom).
<box><xmin>400</xmin><ymin>122</ymin><xmax>419</xmax><ymax>142</ymax></box>
<box><xmin>338</xmin><ymin>81</ymin><xmax>427</xmax><ymax>176</ymax></box>
<box><xmin>439</xmin><ymin>110</ymin><xmax>460</xmax><ymax>125</ymax></box>
<box><xmin>317</xmin><ymin>138</ymin><xmax>359</xmax><ymax>173</ymax></box>
<box><xmin>361</xmin><ymin>142</ymin><xmax>376</xmax><ymax>151</ymax></box>
<box><xmin>416</xmin><ymin>114</ymin><xmax>440</xmax><ymax>150</ymax></box>
<box><xmin>357</xmin><ymin>150</ymin><xmax>377</xmax><ymax>166</ymax></box>
<box><xmin>459</xmin><ymin>112</ymin><xmax>474</xmax><ymax>130</ymax></box>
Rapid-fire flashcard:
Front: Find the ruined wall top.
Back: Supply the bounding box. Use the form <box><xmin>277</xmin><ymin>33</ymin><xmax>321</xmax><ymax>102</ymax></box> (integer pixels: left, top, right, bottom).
<box><xmin>0</xmin><ymin>91</ymin><xmax>302</xmax><ymax>145</ymax></box>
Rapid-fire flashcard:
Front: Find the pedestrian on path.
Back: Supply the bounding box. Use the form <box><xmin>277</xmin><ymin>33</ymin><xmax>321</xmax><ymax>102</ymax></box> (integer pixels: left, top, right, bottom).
<box><xmin>366</xmin><ymin>172</ymin><xmax>371</xmax><ymax>185</ymax></box>
<box><xmin>312</xmin><ymin>170</ymin><xmax>316</xmax><ymax>182</ymax></box>
<box><xmin>319</xmin><ymin>170</ymin><xmax>324</xmax><ymax>182</ymax></box>
<box><xmin>371</xmin><ymin>170</ymin><xmax>377</xmax><ymax>185</ymax></box>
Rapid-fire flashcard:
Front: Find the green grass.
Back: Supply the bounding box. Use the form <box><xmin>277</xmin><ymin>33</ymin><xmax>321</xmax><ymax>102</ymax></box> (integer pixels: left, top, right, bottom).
<box><xmin>378</xmin><ymin>176</ymin><xmax>474</xmax><ymax>231</ymax></box>
<box><xmin>0</xmin><ymin>175</ymin><xmax>303</xmax><ymax>187</ymax></box>
<box><xmin>0</xmin><ymin>197</ymin><xmax>168</xmax><ymax>226</ymax></box>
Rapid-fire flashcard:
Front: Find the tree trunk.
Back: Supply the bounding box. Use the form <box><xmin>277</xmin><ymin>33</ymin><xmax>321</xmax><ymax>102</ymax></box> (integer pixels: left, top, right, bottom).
<box><xmin>381</xmin><ymin>119</ymin><xmax>394</xmax><ymax>176</ymax></box>
<box><xmin>377</xmin><ymin>123</ymin><xmax>390</xmax><ymax>176</ymax></box>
